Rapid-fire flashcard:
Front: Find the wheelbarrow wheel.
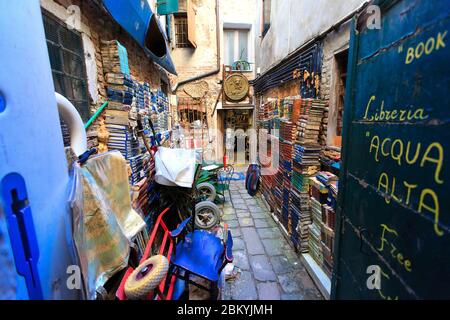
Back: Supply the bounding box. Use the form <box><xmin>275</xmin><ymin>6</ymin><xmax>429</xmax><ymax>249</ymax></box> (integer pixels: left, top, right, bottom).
<box><xmin>196</xmin><ymin>182</ymin><xmax>217</xmax><ymax>202</ymax></box>
<box><xmin>195</xmin><ymin>201</ymin><xmax>220</xmax><ymax>229</ymax></box>
<box><xmin>124</xmin><ymin>255</ymin><xmax>169</xmax><ymax>300</ymax></box>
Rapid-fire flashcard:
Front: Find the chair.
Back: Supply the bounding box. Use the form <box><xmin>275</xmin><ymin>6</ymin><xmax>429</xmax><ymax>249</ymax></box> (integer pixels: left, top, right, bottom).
<box><xmin>168</xmin><ymin>217</ymin><xmax>234</xmax><ymax>300</ymax></box>
<box><xmin>216</xmin><ymin>164</ymin><xmax>234</xmax><ymax>208</ymax></box>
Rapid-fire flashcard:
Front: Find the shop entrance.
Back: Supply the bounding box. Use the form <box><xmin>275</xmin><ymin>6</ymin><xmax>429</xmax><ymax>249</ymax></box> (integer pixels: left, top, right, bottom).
<box><xmin>221</xmin><ymin>109</ymin><xmax>253</xmax><ymax>165</ymax></box>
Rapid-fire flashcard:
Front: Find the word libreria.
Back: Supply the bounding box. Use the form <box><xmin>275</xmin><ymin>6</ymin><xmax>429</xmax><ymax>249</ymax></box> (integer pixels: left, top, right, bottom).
<box><xmin>363</xmin><ymin>95</ymin><xmax>429</xmax><ymax>123</ymax></box>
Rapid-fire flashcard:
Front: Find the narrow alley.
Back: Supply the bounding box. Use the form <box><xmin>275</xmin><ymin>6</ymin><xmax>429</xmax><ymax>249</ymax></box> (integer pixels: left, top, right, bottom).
<box><xmin>222</xmin><ymin>170</ymin><xmax>323</xmax><ymax>300</ymax></box>
<box><xmin>1</xmin><ymin>0</ymin><xmax>449</xmax><ymax>307</ymax></box>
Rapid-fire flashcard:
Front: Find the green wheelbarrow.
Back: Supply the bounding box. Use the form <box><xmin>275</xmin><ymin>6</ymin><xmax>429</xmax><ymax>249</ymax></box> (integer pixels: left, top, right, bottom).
<box><xmin>196</xmin><ymin>164</ymin><xmax>234</xmax><ymax>207</ymax></box>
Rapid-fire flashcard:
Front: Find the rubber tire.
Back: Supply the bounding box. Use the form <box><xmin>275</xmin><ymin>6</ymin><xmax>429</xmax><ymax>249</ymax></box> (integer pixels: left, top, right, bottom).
<box><xmin>124</xmin><ymin>255</ymin><xmax>169</xmax><ymax>300</ymax></box>
<box><xmin>195</xmin><ymin>200</ymin><xmax>221</xmax><ymax>229</ymax></box>
<box><xmin>196</xmin><ymin>182</ymin><xmax>217</xmax><ymax>202</ymax></box>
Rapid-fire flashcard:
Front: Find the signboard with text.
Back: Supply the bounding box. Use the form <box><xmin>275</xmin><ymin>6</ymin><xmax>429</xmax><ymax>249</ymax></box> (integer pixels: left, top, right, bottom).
<box><xmin>333</xmin><ymin>0</ymin><xmax>450</xmax><ymax>299</ymax></box>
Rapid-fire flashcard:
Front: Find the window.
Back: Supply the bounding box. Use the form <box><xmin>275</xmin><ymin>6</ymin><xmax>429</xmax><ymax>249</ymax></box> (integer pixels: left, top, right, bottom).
<box><xmin>173</xmin><ymin>1</ymin><xmax>197</xmax><ymax>49</ymax></box>
<box><xmin>174</xmin><ymin>13</ymin><xmax>190</xmax><ymax>48</ymax></box>
<box><xmin>42</xmin><ymin>12</ymin><xmax>90</xmax><ymax>122</ymax></box>
<box><xmin>262</xmin><ymin>0</ymin><xmax>271</xmax><ymax>37</ymax></box>
<box><xmin>224</xmin><ymin>29</ymin><xmax>250</xmax><ymax>70</ymax></box>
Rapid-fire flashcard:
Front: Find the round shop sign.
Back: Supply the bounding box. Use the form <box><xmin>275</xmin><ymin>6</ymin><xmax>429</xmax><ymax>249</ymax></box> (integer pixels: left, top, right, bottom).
<box><xmin>224</xmin><ymin>73</ymin><xmax>249</xmax><ymax>102</ymax></box>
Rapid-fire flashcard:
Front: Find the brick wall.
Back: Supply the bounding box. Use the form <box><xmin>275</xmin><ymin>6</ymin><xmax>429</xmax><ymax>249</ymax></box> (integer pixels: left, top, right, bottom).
<box><xmin>48</xmin><ymin>0</ymin><xmax>166</xmax><ymax>148</ymax></box>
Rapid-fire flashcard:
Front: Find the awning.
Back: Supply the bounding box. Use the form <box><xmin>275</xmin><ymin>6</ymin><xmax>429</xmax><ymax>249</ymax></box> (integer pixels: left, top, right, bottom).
<box><xmin>103</xmin><ymin>0</ymin><xmax>177</xmax><ymax>75</ymax></box>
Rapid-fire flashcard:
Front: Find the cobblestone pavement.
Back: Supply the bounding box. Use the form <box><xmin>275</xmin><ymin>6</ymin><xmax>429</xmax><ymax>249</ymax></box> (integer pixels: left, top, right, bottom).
<box><xmin>222</xmin><ymin>170</ymin><xmax>323</xmax><ymax>300</ymax></box>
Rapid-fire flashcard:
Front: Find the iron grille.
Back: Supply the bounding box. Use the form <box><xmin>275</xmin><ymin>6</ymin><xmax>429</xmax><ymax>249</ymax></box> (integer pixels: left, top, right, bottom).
<box><xmin>42</xmin><ymin>11</ymin><xmax>90</xmax><ymax>122</ymax></box>
<box><xmin>174</xmin><ymin>13</ymin><xmax>190</xmax><ymax>48</ymax></box>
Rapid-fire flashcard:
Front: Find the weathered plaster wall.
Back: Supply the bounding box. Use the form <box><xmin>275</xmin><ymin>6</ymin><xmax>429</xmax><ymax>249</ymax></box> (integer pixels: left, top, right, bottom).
<box><xmin>255</xmin><ymin>0</ymin><xmax>367</xmax><ymax>73</ymax></box>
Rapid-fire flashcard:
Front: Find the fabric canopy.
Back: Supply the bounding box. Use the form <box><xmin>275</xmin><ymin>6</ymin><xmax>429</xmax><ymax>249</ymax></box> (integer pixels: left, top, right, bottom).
<box><xmin>103</xmin><ymin>0</ymin><xmax>177</xmax><ymax>75</ymax></box>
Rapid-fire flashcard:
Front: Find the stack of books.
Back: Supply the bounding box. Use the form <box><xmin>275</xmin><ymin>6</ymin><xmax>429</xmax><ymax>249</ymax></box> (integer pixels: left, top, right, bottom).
<box><xmin>290</xmin><ymin>142</ymin><xmax>321</xmax><ymax>252</ymax></box>
<box><xmin>104</xmin><ymin>73</ymin><xmax>134</xmax><ymax>111</ymax></box>
<box><xmin>150</xmin><ymin>90</ymin><xmax>168</xmax><ymax>133</ymax></box>
<box><xmin>272</xmin><ymin>169</ymin><xmax>284</xmax><ymax>220</ymax></box>
<box><xmin>101</xmin><ymin>40</ymin><xmax>130</xmax><ymax>75</ymax></box>
<box><xmin>104</xmin><ymin>107</ymin><xmax>140</xmax><ymax>185</ymax></box>
<box><xmin>296</xmin><ymin>99</ymin><xmax>327</xmax><ymax>145</ymax></box>
<box><xmin>320</xmin><ymin>146</ymin><xmax>341</xmax><ymax>175</ymax></box>
<box><xmin>280</xmin><ymin>120</ymin><xmax>297</xmax><ymax>232</ymax></box>
<box><xmin>314</xmin><ymin>171</ymin><xmax>338</xmax><ymax>277</ymax></box>
<box><xmin>281</xmin><ymin>97</ymin><xmax>294</xmax><ymax>120</ymax></box>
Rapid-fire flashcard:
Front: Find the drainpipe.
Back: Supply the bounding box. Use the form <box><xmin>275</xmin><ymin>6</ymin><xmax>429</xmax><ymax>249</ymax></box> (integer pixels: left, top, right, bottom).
<box><xmin>170</xmin><ymin>0</ymin><xmax>221</xmax><ymax>93</ymax></box>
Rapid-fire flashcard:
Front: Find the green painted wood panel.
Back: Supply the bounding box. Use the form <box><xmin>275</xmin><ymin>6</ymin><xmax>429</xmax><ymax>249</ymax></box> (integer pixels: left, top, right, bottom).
<box><xmin>333</xmin><ymin>0</ymin><xmax>450</xmax><ymax>299</ymax></box>
<box><xmin>157</xmin><ymin>0</ymin><xmax>179</xmax><ymax>15</ymax></box>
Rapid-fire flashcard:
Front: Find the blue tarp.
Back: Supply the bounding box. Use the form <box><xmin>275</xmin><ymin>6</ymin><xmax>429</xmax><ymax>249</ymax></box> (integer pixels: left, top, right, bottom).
<box><xmin>103</xmin><ymin>0</ymin><xmax>177</xmax><ymax>75</ymax></box>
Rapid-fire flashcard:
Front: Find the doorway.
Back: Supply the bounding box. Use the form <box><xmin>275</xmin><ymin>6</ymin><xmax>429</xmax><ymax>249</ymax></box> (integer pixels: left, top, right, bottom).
<box><xmin>329</xmin><ymin>49</ymin><xmax>349</xmax><ymax>147</ymax></box>
<box><xmin>222</xmin><ymin>109</ymin><xmax>253</xmax><ymax>165</ymax></box>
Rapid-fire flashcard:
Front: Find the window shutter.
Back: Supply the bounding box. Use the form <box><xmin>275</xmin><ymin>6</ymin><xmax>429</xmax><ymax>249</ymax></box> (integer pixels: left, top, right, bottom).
<box><xmin>187</xmin><ymin>0</ymin><xmax>197</xmax><ymax>48</ymax></box>
<box><xmin>156</xmin><ymin>0</ymin><xmax>179</xmax><ymax>15</ymax></box>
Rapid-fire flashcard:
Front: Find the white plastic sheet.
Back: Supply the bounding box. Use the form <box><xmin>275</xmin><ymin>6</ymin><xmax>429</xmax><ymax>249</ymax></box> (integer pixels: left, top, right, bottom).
<box><xmin>154</xmin><ymin>147</ymin><xmax>196</xmax><ymax>188</ymax></box>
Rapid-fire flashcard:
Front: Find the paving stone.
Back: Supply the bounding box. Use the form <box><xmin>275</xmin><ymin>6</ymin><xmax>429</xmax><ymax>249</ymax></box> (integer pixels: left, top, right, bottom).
<box><xmin>248</xmin><ymin>255</ymin><xmax>277</xmax><ymax>281</ymax></box>
<box><xmin>254</xmin><ymin>218</ymin><xmax>272</xmax><ymax>228</ymax></box>
<box><xmin>241</xmin><ymin>227</ymin><xmax>265</xmax><ymax>255</ymax></box>
<box><xmin>257</xmin><ymin>282</ymin><xmax>281</xmax><ymax>300</ymax></box>
<box><xmin>222</xmin><ymin>207</ymin><xmax>235</xmax><ymax>215</ymax></box>
<box><xmin>239</xmin><ymin>217</ymin><xmax>254</xmax><ymax>227</ymax></box>
<box><xmin>233</xmin><ymin>237</ymin><xmax>246</xmax><ymax>251</ymax></box>
<box><xmin>281</xmin><ymin>293</ymin><xmax>305</xmax><ymax>300</ymax></box>
<box><xmin>224</xmin><ymin>182</ymin><xmax>323</xmax><ymax>301</ymax></box>
<box><xmin>223</xmin><ymin>214</ymin><xmax>237</xmax><ymax>222</ymax></box>
<box><xmin>270</xmin><ymin>256</ymin><xmax>298</xmax><ymax>274</ymax></box>
<box><xmin>226</xmin><ymin>219</ymin><xmax>239</xmax><ymax>228</ymax></box>
<box><xmin>248</xmin><ymin>206</ymin><xmax>264</xmax><ymax>213</ymax></box>
<box><xmin>284</xmin><ymin>250</ymin><xmax>301</xmax><ymax>263</ymax></box>
<box><xmin>236</xmin><ymin>210</ymin><xmax>251</xmax><ymax>218</ymax></box>
<box><xmin>257</xmin><ymin>227</ymin><xmax>281</xmax><ymax>239</ymax></box>
<box><xmin>231</xmin><ymin>228</ymin><xmax>242</xmax><ymax>238</ymax></box>
<box><xmin>297</xmin><ymin>268</ymin><xmax>319</xmax><ymax>292</ymax></box>
<box><xmin>223</xmin><ymin>284</ymin><xmax>233</xmax><ymax>300</ymax></box>
<box><xmin>261</xmin><ymin>238</ymin><xmax>285</xmax><ymax>256</ymax></box>
<box><xmin>265</xmin><ymin>218</ymin><xmax>277</xmax><ymax>227</ymax></box>
<box><xmin>233</xmin><ymin>203</ymin><xmax>248</xmax><ymax>210</ymax></box>
<box><xmin>278</xmin><ymin>274</ymin><xmax>302</xmax><ymax>294</ymax></box>
<box><xmin>250</xmin><ymin>211</ymin><xmax>269</xmax><ymax>219</ymax></box>
<box><xmin>229</xmin><ymin>271</ymin><xmax>258</xmax><ymax>300</ymax></box>
<box><xmin>303</xmin><ymin>288</ymin><xmax>324</xmax><ymax>300</ymax></box>
<box><xmin>233</xmin><ymin>250</ymin><xmax>250</xmax><ymax>270</ymax></box>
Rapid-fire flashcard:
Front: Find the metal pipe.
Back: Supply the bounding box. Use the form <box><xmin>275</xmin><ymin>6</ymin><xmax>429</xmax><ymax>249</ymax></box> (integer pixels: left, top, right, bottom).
<box><xmin>84</xmin><ymin>101</ymin><xmax>108</xmax><ymax>129</ymax></box>
<box><xmin>170</xmin><ymin>0</ymin><xmax>221</xmax><ymax>93</ymax></box>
